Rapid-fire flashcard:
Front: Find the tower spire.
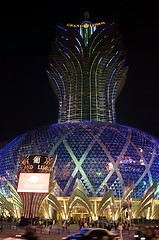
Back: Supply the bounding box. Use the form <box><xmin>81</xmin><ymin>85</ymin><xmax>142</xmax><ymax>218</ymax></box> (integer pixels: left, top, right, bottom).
<box><xmin>84</xmin><ymin>11</ymin><xmax>90</xmax><ymax>20</ymax></box>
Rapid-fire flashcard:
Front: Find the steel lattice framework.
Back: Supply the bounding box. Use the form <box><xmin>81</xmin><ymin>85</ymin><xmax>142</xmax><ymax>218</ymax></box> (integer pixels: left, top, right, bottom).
<box><xmin>47</xmin><ymin>21</ymin><xmax>127</xmax><ymax>123</ymax></box>
<box><xmin>0</xmin><ymin>122</ymin><xmax>159</xmax><ymax>200</ymax></box>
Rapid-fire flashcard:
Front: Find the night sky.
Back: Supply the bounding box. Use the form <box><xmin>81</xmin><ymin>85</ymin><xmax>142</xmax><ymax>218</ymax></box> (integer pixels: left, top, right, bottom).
<box><xmin>1</xmin><ymin>1</ymin><xmax>159</xmax><ymax>144</ymax></box>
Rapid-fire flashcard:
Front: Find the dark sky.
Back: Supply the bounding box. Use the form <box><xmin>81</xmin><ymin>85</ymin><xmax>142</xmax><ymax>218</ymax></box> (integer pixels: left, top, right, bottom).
<box><xmin>1</xmin><ymin>1</ymin><xmax>159</xmax><ymax>143</ymax></box>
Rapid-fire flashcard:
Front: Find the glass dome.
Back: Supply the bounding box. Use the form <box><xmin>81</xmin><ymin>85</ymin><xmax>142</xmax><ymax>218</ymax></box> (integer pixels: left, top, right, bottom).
<box><xmin>0</xmin><ymin>121</ymin><xmax>159</xmax><ymax>199</ymax></box>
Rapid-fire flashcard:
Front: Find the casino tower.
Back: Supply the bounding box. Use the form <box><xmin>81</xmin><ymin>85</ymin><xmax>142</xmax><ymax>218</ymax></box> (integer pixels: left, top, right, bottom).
<box><xmin>47</xmin><ymin>19</ymin><xmax>127</xmax><ymax>123</ymax></box>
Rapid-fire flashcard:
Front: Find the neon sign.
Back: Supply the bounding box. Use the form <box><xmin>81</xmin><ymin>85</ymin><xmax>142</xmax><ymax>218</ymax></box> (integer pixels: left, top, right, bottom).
<box><xmin>67</xmin><ymin>22</ymin><xmax>106</xmax><ymax>28</ymax></box>
<box><xmin>21</xmin><ymin>155</ymin><xmax>55</xmax><ymax>171</ymax></box>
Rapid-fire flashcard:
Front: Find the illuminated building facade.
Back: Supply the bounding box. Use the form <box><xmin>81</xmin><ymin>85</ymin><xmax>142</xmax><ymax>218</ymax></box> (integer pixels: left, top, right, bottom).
<box><xmin>47</xmin><ymin>21</ymin><xmax>127</xmax><ymax>123</ymax></box>
<box><xmin>0</xmin><ymin>18</ymin><xmax>159</xmax><ymax>220</ymax></box>
<box><xmin>1</xmin><ymin>121</ymin><xmax>159</xmax><ymax>199</ymax></box>
<box><xmin>0</xmin><ymin>121</ymin><xmax>159</xmax><ymax>220</ymax></box>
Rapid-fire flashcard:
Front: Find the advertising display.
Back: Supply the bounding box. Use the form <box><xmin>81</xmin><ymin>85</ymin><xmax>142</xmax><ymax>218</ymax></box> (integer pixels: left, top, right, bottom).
<box><xmin>17</xmin><ymin>173</ymin><xmax>50</xmax><ymax>193</ymax></box>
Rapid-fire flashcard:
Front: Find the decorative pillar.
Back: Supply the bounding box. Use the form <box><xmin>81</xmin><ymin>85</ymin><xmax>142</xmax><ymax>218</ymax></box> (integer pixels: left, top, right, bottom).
<box><xmin>15</xmin><ymin>155</ymin><xmax>56</xmax><ymax>218</ymax></box>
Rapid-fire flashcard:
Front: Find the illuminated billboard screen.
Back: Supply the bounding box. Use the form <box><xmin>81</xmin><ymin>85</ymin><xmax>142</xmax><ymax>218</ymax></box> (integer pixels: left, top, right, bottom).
<box><xmin>17</xmin><ymin>173</ymin><xmax>50</xmax><ymax>193</ymax></box>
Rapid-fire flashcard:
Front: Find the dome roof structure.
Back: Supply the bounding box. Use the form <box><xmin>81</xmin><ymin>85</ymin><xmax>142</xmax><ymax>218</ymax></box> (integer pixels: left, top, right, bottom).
<box><xmin>0</xmin><ymin>121</ymin><xmax>159</xmax><ymax>199</ymax></box>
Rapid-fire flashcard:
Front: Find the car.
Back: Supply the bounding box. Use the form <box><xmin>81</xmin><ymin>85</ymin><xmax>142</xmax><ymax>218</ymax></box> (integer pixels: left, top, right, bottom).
<box><xmin>3</xmin><ymin>238</ymin><xmax>37</xmax><ymax>240</ymax></box>
<box><xmin>62</xmin><ymin>228</ymin><xmax>120</xmax><ymax>240</ymax></box>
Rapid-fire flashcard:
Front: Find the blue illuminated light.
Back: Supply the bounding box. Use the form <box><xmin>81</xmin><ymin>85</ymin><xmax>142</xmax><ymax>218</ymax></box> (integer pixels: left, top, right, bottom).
<box><xmin>57</xmin><ymin>26</ymin><xmax>67</xmax><ymax>31</ymax></box>
<box><xmin>61</xmin><ymin>36</ymin><xmax>68</xmax><ymax>40</ymax></box>
<box><xmin>75</xmin><ymin>37</ymin><xmax>81</xmax><ymax>47</ymax></box>
<box><xmin>106</xmin><ymin>56</ymin><xmax>115</xmax><ymax>68</ymax></box>
<box><xmin>75</xmin><ymin>45</ymin><xmax>80</xmax><ymax>53</ymax></box>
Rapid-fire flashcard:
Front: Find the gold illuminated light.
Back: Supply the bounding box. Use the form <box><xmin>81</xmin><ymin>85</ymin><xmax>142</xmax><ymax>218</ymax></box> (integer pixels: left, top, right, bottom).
<box><xmin>67</xmin><ymin>22</ymin><xmax>106</xmax><ymax>28</ymax></box>
<box><xmin>83</xmin><ymin>23</ymin><xmax>89</xmax><ymax>28</ymax></box>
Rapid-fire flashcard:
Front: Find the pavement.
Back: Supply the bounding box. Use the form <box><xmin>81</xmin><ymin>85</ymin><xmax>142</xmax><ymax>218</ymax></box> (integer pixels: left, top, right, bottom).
<box><xmin>0</xmin><ymin>224</ymin><xmax>136</xmax><ymax>240</ymax></box>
